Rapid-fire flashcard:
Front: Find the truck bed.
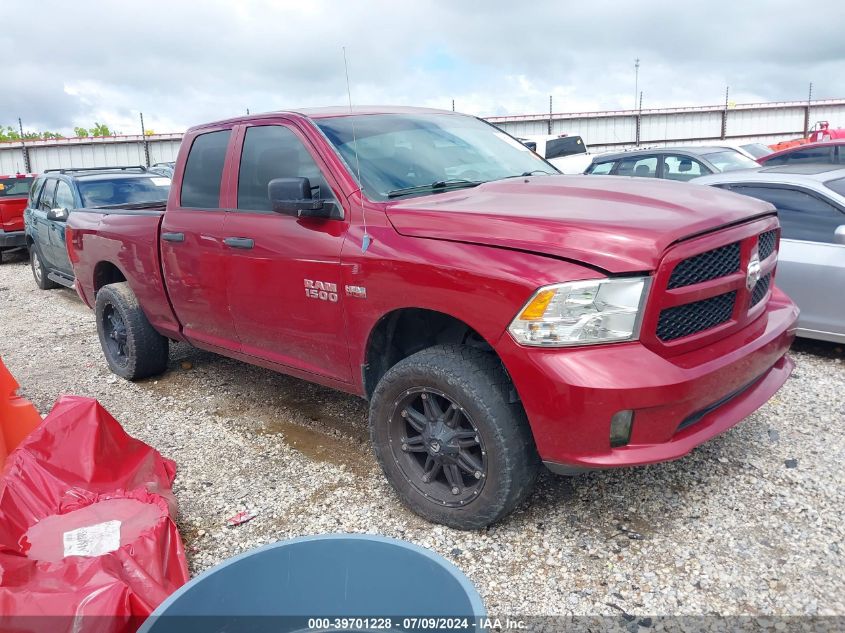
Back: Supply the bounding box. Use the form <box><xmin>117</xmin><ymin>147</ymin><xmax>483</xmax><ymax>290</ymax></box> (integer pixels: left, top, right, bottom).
<box><xmin>67</xmin><ymin>202</ymin><xmax>183</xmax><ymax>340</ymax></box>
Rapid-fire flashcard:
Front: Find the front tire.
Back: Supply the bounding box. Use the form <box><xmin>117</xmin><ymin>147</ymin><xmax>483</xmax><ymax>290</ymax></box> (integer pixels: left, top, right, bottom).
<box><xmin>95</xmin><ymin>282</ymin><xmax>169</xmax><ymax>380</ymax></box>
<box><xmin>369</xmin><ymin>344</ymin><xmax>540</xmax><ymax>530</ymax></box>
<box><xmin>30</xmin><ymin>246</ymin><xmax>59</xmax><ymax>289</ymax></box>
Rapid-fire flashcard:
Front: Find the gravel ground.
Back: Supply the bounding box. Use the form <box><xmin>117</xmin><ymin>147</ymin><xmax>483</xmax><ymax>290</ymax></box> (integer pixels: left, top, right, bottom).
<box><xmin>1</xmin><ymin>250</ymin><xmax>843</xmax><ymax>618</ymax></box>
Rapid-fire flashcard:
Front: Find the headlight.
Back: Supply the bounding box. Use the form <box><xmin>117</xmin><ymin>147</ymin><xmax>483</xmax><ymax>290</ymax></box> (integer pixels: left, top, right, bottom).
<box><xmin>508</xmin><ymin>277</ymin><xmax>651</xmax><ymax>347</ymax></box>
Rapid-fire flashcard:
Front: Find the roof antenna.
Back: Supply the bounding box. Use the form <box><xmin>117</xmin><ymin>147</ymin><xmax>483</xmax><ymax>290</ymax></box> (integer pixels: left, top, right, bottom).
<box><xmin>343</xmin><ymin>46</ymin><xmax>371</xmax><ymax>253</ymax></box>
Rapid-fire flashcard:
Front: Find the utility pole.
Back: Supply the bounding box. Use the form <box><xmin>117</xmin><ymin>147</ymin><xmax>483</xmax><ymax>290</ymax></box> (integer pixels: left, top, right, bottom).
<box><xmin>635</xmin><ymin>92</ymin><xmax>643</xmax><ymax>147</ymax></box>
<box><xmin>804</xmin><ymin>82</ymin><xmax>813</xmax><ymax>137</ymax></box>
<box><xmin>634</xmin><ymin>58</ymin><xmax>640</xmax><ymax>110</ymax></box>
<box><xmin>18</xmin><ymin>117</ymin><xmax>30</xmax><ymax>173</ymax></box>
<box><xmin>721</xmin><ymin>86</ymin><xmax>729</xmax><ymax>139</ymax></box>
<box><xmin>139</xmin><ymin>112</ymin><xmax>150</xmax><ymax>167</ymax></box>
<box><xmin>548</xmin><ymin>95</ymin><xmax>553</xmax><ymax>135</ymax></box>
<box><xmin>451</xmin><ymin>99</ymin><xmax>455</xmax><ymax>112</ymax></box>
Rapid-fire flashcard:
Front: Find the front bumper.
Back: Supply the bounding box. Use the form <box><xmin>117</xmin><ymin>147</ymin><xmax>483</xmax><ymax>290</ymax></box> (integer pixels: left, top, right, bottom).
<box><xmin>0</xmin><ymin>229</ymin><xmax>25</xmax><ymax>249</ymax></box>
<box><xmin>496</xmin><ymin>288</ymin><xmax>799</xmax><ymax>470</ymax></box>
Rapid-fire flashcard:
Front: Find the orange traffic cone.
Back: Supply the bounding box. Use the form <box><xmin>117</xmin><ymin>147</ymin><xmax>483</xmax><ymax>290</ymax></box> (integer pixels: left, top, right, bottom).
<box><xmin>0</xmin><ymin>357</ymin><xmax>42</xmax><ymax>469</ymax></box>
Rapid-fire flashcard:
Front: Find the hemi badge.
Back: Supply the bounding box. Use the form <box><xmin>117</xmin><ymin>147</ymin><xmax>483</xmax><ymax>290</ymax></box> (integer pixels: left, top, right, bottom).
<box><xmin>345</xmin><ymin>285</ymin><xmax>367</xmax><ymax>299</ymax></box>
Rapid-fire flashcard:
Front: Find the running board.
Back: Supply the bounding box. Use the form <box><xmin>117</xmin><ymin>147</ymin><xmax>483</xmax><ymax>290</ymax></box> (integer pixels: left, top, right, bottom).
<box><xmin>47</xmin><ymin>272</ymin><xmax>75</xmax><ymax>289</ymax></box>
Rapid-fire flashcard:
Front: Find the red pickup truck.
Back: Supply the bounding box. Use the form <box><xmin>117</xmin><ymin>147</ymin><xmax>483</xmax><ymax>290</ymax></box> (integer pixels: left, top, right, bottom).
<box><xmin>0</xmin><ymin>173</ymin><xmax>36</xmax><ymax>261</ymax></box>
<box><xmin>66</xmin><ymin>107</ymin><xmax>798</xmax><ymax>529</ymax></box>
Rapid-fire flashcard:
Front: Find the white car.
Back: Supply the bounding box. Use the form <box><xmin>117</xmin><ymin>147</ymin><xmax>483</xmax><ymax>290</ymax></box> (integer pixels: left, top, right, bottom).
<box><xmin>517</xmin><ymin>134</ymin><xmax>595</xmax><ymax>174</ymax></box>
<box><xmin>693</xmin><ymin>164</ymin><xmax>845</xmax><ymax>343</ymax></box>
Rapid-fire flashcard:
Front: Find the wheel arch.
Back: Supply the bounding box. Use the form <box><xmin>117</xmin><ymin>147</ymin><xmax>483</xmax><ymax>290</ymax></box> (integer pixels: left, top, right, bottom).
<box><xmin>361</xmin><ymin>307</ymin><xmax>510</xmax><ymax>400</ymax></box>
<box><xmin>92</xmin><ymin>260</ymin><xmax>127</xmax><ymax>295</ymax></box>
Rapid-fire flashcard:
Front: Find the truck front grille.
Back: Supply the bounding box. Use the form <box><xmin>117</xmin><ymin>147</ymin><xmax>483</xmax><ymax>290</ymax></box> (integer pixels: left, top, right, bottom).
<box><xmin>751</xmin><ymin>273</ymin><xmax>771</xmax><ymax>307</ymax></box>
<box><xmin>656</xmin><ymin>291</ymin><xmax>736</xmax><ymax>341</ymax></box>
<box><xmin>645</xmin><ymin>220</ymin><xmax>780</xmax><ymax>349</ymax></box>
<box><xmin>667</xmin><ymin>242</ymin><xmax>740</xmax><ymax>289</ymax></box>
<box><xmin>758</xmin><ymin>230</ymin><xmax>777</xmax><ymax>260</ymax></box>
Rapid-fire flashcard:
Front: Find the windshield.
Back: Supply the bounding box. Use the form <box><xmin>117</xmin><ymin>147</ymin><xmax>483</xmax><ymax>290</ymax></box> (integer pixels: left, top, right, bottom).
<box><xmin>702</xmin><ymin>150</ymin><xmax>760</xmax><ymax>172</ymax></box>
<box><xmin>77</xmin><ymin>176</ymin><xmax>171</xmax><ymax>207</ymax></box>
<box><xmin>0</xmin><ymin>177</ymin><xmax>34</xmax><ymax>197</ymax></box>
<box><xmin>317</xmin><ymin>113</ymin><xmax>557</xmax><ymax>200</ymax></box>
<box><xmin>740</xmin><ymin>143</ymin><xmax>773</xmax><ymax>159</ymax></box>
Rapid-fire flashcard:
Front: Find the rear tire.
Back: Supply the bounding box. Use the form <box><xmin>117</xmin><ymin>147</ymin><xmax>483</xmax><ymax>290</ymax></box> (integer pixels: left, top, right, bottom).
<box><xmin>95</xmin><ymin>282</ymin><xmax>169</xmax><ymax>380</ymax></box>
<box><xmin>369</xmin><ymin>344</ymin><xmax>540</xmax><ymax>530</ymax></box>
<box><xmin>30</xmin><ymin>246</ymin><xmax>59</xmax><ymax>290</ymax></box>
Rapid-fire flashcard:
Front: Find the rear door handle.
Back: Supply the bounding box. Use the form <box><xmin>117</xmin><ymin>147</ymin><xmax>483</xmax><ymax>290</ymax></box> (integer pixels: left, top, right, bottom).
<box><xmin>162</xmin><ymin>232</ymin><xmax>185</xmax><ymax>242</ymax></box>
<box><xmin>224</xmin><ymin>237</ymin><xmax>254</xmax><ymax>249</ymax></box>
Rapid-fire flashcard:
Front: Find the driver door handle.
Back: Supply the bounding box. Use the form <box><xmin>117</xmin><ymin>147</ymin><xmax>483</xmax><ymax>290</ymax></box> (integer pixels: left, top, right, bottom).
<box><xmin>224</xmin><ymin>237</ymin><xmax>254</xmax><ymax>249</ymax></box>
<box><xmin>162</xmin><ymin>232</ymin><xmax>185</xmax><ymax>242</ymax></box>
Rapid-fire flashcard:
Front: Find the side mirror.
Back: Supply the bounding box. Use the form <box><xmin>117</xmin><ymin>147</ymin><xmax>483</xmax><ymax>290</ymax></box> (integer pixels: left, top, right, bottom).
<box><xmin>268</xmin><ymin>177</ymin><xmax>341</xmax><ymax>220</ymax></box>
<box><xmin>834</xmin><ymin>225</ymin><xmax>845</xmax><ymax>246</ymax></box>
<box><xmin>47</xmin><ymin>208</ymin><xmax>69</xmax><ymax>222</ymax></box>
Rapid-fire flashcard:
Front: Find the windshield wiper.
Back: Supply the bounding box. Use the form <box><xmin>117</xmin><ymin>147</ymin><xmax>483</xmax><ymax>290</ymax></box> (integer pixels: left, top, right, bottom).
<box><xmin>386</xmin><ymin>179</ymin><xmax>483</xmax><ymax>199</ymax></box>
<box><xmin>500</xmin><ymin>170</ymin><xmax>556</xmax><ymax>179</ymax></box>
<box><xmin>520</xmin><ymin>169</ymin><xmax>555</xmax><ymax>176</ymax></box>
<box><xmin>493</xmin><ymin>170</ymin><xmax>557</xmax><ymax>183</ymax></box>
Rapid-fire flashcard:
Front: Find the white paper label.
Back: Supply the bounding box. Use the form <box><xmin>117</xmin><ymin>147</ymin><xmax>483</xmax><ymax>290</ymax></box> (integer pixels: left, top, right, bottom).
<box><xmin>150</xmin><ymin>177</ymin><xmax>171</xmax><ymax>186</ymax></box>
<box><xmin>63</xmin><ymin>520</ymin><xmax>121</xmax><ymax>557</ymax></box>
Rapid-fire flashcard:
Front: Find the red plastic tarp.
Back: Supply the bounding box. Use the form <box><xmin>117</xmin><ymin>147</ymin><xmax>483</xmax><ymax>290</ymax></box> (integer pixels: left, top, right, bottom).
<box><xmin>0</xmin><ymin>396</ymin><xmax>189</xmax><ymax>632</ymax></box>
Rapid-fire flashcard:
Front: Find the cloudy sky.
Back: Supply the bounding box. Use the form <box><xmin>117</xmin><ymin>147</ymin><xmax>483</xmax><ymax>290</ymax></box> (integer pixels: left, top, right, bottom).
<box><xmin>2</xmin><ymin>0</ymin><xmax>843</xmax><ymax>136</ymax></box>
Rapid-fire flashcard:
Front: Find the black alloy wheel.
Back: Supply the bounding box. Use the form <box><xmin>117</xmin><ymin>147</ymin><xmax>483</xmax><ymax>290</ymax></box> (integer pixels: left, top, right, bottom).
<box><xmin>101</xmin><ymin>303</ymin><xmax>129</xmax><ymax>367</ymax></box>
<box><xmin>388</xmin><ymin>387</ymin><xmax>487</xmax><ymax>508</ymax></box>
<box><xmin>369</xmin><ymin>344</ymin><xmax>540</xmax><ymax>529</ymax></box>
<box><xmin>94</xmin><ymin>282</ymin><xmax>169</xmax><ymax>380</ymax></box>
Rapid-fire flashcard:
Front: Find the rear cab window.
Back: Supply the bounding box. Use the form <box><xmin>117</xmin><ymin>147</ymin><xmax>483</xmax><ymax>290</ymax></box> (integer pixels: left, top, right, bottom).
<box><xmin>544</xmin><ymin>136</ymin><xmax>586</xmax><ymax>160</ymax></box>
<box><xmin>180</xmin><ymin>130</ymin><xmax>232</xmax><ymax>208</ymax></box>
<box><xmin>0</xmin><ymin>176</ymin><xmax>34</xmax><ymax>198</ymax></box>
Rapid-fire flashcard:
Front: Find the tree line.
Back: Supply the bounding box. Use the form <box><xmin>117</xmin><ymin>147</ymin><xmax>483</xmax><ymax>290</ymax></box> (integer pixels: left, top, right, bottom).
<box><xmin>0</xmin><ymin>123</ymin><xmax>156</xmax><ymax>142</ymax></box>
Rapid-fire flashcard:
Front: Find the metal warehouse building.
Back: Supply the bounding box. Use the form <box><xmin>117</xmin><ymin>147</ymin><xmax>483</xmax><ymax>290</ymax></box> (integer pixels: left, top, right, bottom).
<box><xmin>1</xmin><ymin>98</ymin><xmax>844</xmax><ymax>173</ymax></box>
<box><xmin>0</xmin><ymin>134</ymin><xmax>183</xmax><ymax>175</ymax></box>
<box><xmin>488</xmin><ymin>97</ymin><xmax>845</xmax><ymax>152</ymax></box>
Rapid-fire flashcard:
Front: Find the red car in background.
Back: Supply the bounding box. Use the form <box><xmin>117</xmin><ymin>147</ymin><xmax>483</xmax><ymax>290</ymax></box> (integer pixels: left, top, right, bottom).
<box><xmin>760</xmin><ymin>140</ymin><xmax>845</xmax><ymax>167</ymax></box>
<box><xmin>0</xmin><ymin>173</ymin><xmax>36</xmax><ymax>262</ymax></box>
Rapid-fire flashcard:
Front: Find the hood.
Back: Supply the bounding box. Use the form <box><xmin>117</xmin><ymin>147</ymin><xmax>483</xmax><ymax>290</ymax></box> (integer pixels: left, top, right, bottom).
<box><xmin>385</xmin><ymin>175</ymin><xmax>775</xmax><ymax>273</ymax></box>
